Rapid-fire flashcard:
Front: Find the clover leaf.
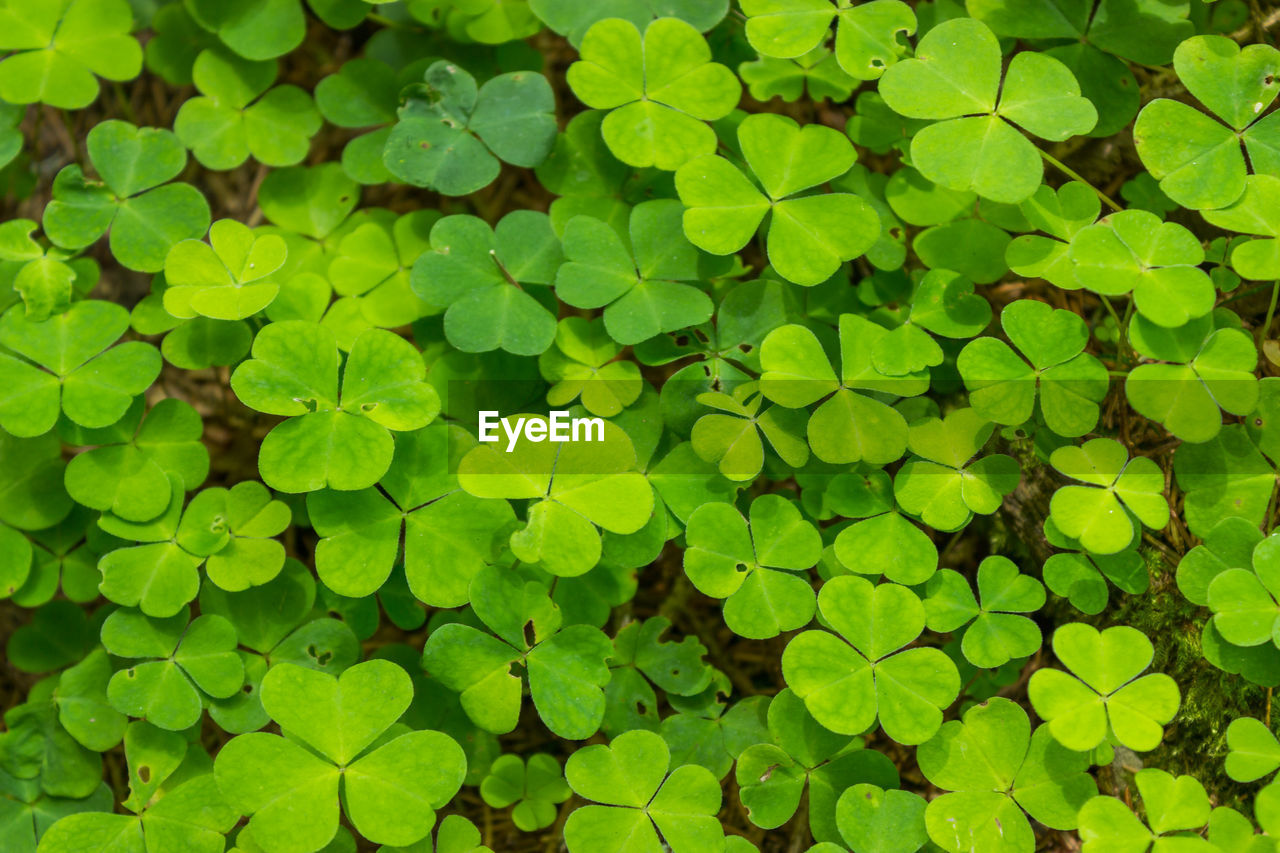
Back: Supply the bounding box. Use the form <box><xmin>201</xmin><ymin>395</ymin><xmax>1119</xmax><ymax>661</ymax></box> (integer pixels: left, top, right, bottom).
<box><xmin>969</xmin><ymin>0</ymin><xmax>1191</xmax><ymax>136</ymax></box>
<box><xmin>1048</xmin><ymin>438</ymin><xmax>1169</xmax><ymax>555</ymax></box>
<box><xmin>676</xmin><ymin>113</ymin><xmax>879</xmax><ymax>285</ymax></box>
<box><xmin>893</xmin><ymin>408</ymin><xmax>1021</xmax><ymax>532</ymax></box>
<box><xmin>162</xmin><ymin>219</ymin><xmax>287</xmax><ymax>321</ymax></box>
<box><xmin>1044</xmin><ymin>517</ymin><xmax>1149</xmax><ymax>616</ymax></box>
<box><xmin>0</xmin><ymin>0</ymin><xmax>142</xmax><ymax>109</ymax></box>
<box><xmin>1028</xmin><ymin>623</ymin><xmax>1181</xmax><ymax>752</ymax></box>
<box><xmin>739</xmin><ymin>47</ymin><xmax>860</xmax><ymax>103</ymax></box>
<box><xmin>833</xmin><ymin>784</ymin><xmax>927</xmax><ymax>853</ymax></box>
<box><xmin>1134</xmin><ymin>35</ymin><xmax>1280</xmax><ymax>210</ymax></box>
<box><xmin>0</xmin><ymin>772</ymin><xmax>111</xmax><ymax>852</ymax></box>
<box><xmin>660</xmin><ymin>685</ymin><xmax>768</xmax><ymax>782</ymax></box>
<box><xmin>1125</xmin><ymin>322</ymin><xmax>1258</xmax><ymax>443</ymax></box>
<box><xmin>833</xmin><ymin>510</ymin><xmax>939</xmax><ymax>585</ymax></box>
<box><xmin>871</xmin><ymin>269</ymin><xmax>993</xmax><ymax>376</ymax></box>
<box><xmin>0</xmin><ymin>300</ymin><xmax>161</xmax><ymax>438</ymax></box>
<box><xmin>421</xmin><ymin>566</ymin><xmax>613</xmax><ymax>739</ymax></box>
<box><xmin>307</xmin><ymin>424</ymin><xmax>515</xmax><ymax>603</ymax></box>
<box><xmin>564</xmin><ymin>728</ymin><xmax>723</xmax><ymax>853</ymax></box>
<box><xmin>62</xmin><ymin>397</ymin><xmax>208</xmax><ymax>523</ymax></box>
<box><xmin>1078</xmin><ymin>769</ymin><xmax>1214</xmax><ymax>852</ymax></box>
<box><xmin>0</xmin><ymin>681</ymin><xmax>103</xmax><ymax>799</ymax></box>
<box><xmin>38</xmin><ymin>764</ymin><xmax>236</xmax><ymax>853</ymax></box>
<box><xmin>1225</xmin><ymin>717</ymin><xmax>1280</xmax><ymax>784</ymax></box>
<box><xmin>184</xmin><ymin>0</ymin><xmax>369</xmax><ymax>62</ymax></box>
<box><xmin>919</xmin><ymin>698</ymin><xmax>1096</xmax><ymax>852</ymax></box>
<box><xmin>783</xmin><ymin>575</ymin><xmax>960</xmax><ymax>744</ymax></box>
<box><xmin>959</xmin><ymin>298</ymin><xmax>1109</xmax><ymax>438</ymax></box>
<box><xmin>413</xmin><ymin>211</ymin><xmax>561</xmax><ymax>356</ymax></box>
<box><xmin>230</xmin><ymin>321</ymin><xmax>440</xmax><ymax>493</ymax></box>
<box><xmin>879</xmin><ymin>17</ymin><xmax>1096</xmax><ymax>202</ymax></box>
<box><xmin>683</xmin><ymin>493</ymin><xmax>821</xmax><ymax>639</ymax></box>
<box><xmin>1005</xmin><ymin>182</ymin><xmax>1101</xmax><ymax>289</ymax></box>
<box><xmin>97</xmin><ymin>474</ymin><xmax>242</xmax><ymax>617</ymax></box>
<box><xmin>101</xmin><ymin>606</ymin><xmax>244</xmax><ymax>731</ymax></box>
<box><xmin>539</xmin><ymin>317</ymin><xmax>643</xmax><ymax>416</ymax></box>
<box><xmin>1205</xmin><ymin>533</ymin><xmax>1280</xmax><ymax>652</ymax></box>
<box><xmin>214</xmin><ymin>659</ymin><xmax>467</xmax><ymax>851</ymax></box>
<box><xmin>924</xmin><ymin>556</ymin><xmax>1045</xmax><ymax>668</ymax></box>
<box><xmin>736</xmin><ymin>688</ymin><xmax>897</xmax><ymax>843</ymax></box>
<box><xmin>480</xmin><ymin>753</ymin><xmax>571</xmax><ymax>832</ymax></box>
<box><xmin>327</xmin><ymin>210</ymin><xmax>438</xmax><ymax>329</ymax></box>
<box><xmin>741</xmin><ymin>0</ymin><xmax>916</xmax><ymax>80</ymax></box>
<box><xmin>184</xmin><ymin>481</ymin><xmax>290</xmax><ymax>591</ymax></box>
<box><xmin>174</xmin><ymin>48</ymin><xmax>322</xmax><ymax>170</ymax></box>
<box><xmin>605</xmin><ymin>617</ymin><xmax>714</xmax><ymax>736</ymax></box>
<box><xmin>42</xmin><ymin>120</ymin><xmax>210</xmax><ymax>272</ymax></box>
<box><xmin>0</xmin><ymin>219</ymin><xmax>93</xmax><ymax>322</ymax></box>
<box><xmin>458</xmin><ymin>413</ymin><xmax>653</xmax><ymax>576</ymax></box>
<box><xmin>567</xmin><ymin>17</ymin><xmax>738</xmax><ymax>169</ymax></box>
<box><xmin>385</xmin><ymin>60</ymin><xmax>557</xmax><ymax>195</ymax></box>
<box><xmin>1202</xmin><ymin>174</ymin><xmax>1280</xmax><ymax>280</ymax></box>
<box><xmin>555</xmin><ymin>201</ymin><xmax>713</xmax><ymax>346</ymax></box>
<box><xmin>1067</xmin><ymin>209</ymin><xmax>1215</xmax><ymax>328</ymax></box>
<box><xmin>530</xmin><ymin>0</ymin><xmax>728</xmax><ymax>44</ymax></box>
<box><xmin>760</xmin><ymin>314</ymin><xmax>920</xmax><ymax>465</ymax></box>
<box><xmin>691</xmin><ymin>380</ymin><xmax>809</xmax><ymax>481</ymax></box>
<box><xmin>314</xmin><ymin>57</ymin><xmax>410</xmax><ymax>184</ymax></box>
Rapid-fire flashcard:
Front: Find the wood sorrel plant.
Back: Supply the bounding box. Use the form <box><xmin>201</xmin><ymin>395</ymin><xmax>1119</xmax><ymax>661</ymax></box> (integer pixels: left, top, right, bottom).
<box><xmin>1</xmin><ymin>1</ymin><xmax>1280</xmax><ymax>851</ymax></box>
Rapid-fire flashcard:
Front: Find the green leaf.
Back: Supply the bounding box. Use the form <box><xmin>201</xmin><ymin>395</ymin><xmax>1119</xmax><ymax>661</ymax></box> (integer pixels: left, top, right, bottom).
<box><xmin>1068</xmin><ymin>209</ymin><xmax>1214</xmax><ymax>328</ymax></box>
<box><xmin>1028</xmin><ymin>623</ymin><xmax>1181</xmax><ymax>752</ymax></box>
<box><xmin>683</xmin><ymin>494</ymin><xmax>821</xmax><ymax>639</ymax></box>
<box><xmin>1048</xmin><ymin>438</ymin><xmax>1169</xmax><ymax>556</ymax></box>
<box><xmin>676</xmin><ymin>113</ymin><xmax>879</xmax><ymax>285</ymax></box>
<box><xmin>567</xmin><ymin>17</ymin><xmax>739</xmax><ymax>170</ymax></box>
<box><xmin>231</xmin><ymin>321</ymin><xmax>439</xmax><ymax>492</ymax></box>
<box><xmin>0</xmin><ymin>0</ymin><xmax>142</xmax><ymax>109</ymax></box>
<box><xmin>879</xmin><ymin>18</ymin><xmax>1094</xmax><ymax>202</ymax></box>
<box><xmin>385</xmin><ymin>60</ymin><xmax>557</xmax><ymax>195</ymax></box>
<box><xmin>554</xmin><ymin>201</ymin><xmax>712</xmax><ymax>345</ymax></box>
<box><xmin>1133</xmin><ymin>36</ymin><xmax>1280</xmax><ymax>210</ymax></box>
<box><xmin>43</xmin><ymin>120</ymin><xmax>210</xmax><ymax>273</ymax></box>
<box><xmin>564</xmin><ymin>729</ymin><xmax>723</xmax><ymax>853</ymax></box>
<box><xmin>0</xmin><ymin>300</ymin><xmax>161</xmax><ymax>437</ymax></box>
<box><xmin>783</xmin><ymin>575</ymin><xmax>959</xmax><ymax>744</ymax></box>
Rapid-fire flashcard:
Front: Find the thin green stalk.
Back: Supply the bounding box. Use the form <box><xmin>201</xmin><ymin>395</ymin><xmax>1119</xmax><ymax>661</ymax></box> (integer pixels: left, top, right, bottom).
<box><xmin>1040</xmin><ymin>148</ymin><xmax>1122</xmax><ymax>212</ymax></box>
<box><xmin>1099</xmin><ymin>294</ymin><xmax>1125</xmax><ymax>348</ymax></box>
<box><xmin>1261</xmin><ymin>280</ymin><xmax>1280</xmax><ymax>344</ymax></box>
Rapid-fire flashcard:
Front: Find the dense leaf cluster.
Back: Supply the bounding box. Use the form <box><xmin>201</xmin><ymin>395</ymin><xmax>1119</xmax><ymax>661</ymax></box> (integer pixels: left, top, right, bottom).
<box><xmin>0</xmin><ymin>0</ymin><xmax>1279</xmax><ymax>851</ymax></box>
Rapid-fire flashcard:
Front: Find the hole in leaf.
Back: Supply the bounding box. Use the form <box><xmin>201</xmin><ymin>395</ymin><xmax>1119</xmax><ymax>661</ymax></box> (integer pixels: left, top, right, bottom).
<box><xmin>138</xmin><ymin>766</ymin><xmax>151</xmax><ymax>783</ymax></box>
<box><xmin>635</xmin><ymin>701</ymin><xmax>647</xmax><ymax>715</ymax></box>
<box><xmin>242</xmin><ymin>684</ymin><xmax>253</xmax><ymax>694</ymax></box>
<box><xmin>522</xmin><ymin>620</ymin><xmax>536</xmax><ymax>649</ymax></box>
<box><xmin>675</xmin><ymin>335</ymin><xmax>688</xmax><ymax>346</ymax></box>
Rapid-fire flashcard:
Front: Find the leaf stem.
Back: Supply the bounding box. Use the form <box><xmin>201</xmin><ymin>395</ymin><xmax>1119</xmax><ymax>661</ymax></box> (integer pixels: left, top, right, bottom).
<box><xmin>1039</xmin><ymin>148</ymin><xmax>1122</xmax><ymax>213</ymax></box>
<box><xmin>1261</xmin><ymin>280</ymin><xmax>1279</xmax><ymax>344</ymax></box>
<box><xmin>1098</xmin><ymin>295</ymin><xmax>1125</xmax><ymax>350</ymax></box>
